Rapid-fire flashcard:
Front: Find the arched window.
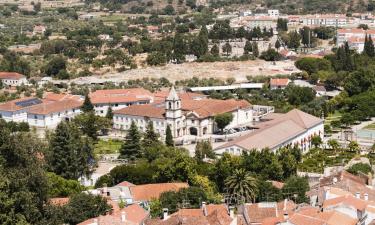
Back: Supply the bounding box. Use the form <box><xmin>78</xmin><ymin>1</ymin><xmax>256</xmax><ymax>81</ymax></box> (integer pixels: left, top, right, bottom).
<box><xmin>169</xmin><ymin>102</ymin><xmax>172</xmax><ymax>109</ymax></box>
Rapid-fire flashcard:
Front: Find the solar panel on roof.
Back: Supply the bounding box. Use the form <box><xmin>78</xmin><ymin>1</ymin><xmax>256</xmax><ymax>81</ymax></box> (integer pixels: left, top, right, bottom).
<box><xmin>15</xmin><ymin>98</ymin><xmax>43</xmax><ymax>108</ymax></box>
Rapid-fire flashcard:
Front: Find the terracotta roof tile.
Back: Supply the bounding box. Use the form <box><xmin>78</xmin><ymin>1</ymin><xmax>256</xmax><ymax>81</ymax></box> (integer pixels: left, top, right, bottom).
<box><xmin>89</xmin><ymin>88</ymin><xmax>153</xmax><ymax>104</ymax></box>
<box><xmin>270</xmin><ymin>78</ymin><xmax>290</xmax><ymax>87</ymax></box>
<box><xmin>114</xmin><ymin>104</ymin><xmax>165</xmax><ymax>119</ymax></box>
<box><xmin>28</xmin><ymin>99</ymin><xmax>82</xmax><ymax>115</ymax></box>
<box><xmin>130</xmin><ymin>183</ymin><xmax>189</xmax><ymax>202</ymax></box>
<box><xmin>0</xmin><ymin>97</ymin><xmax>42</xmax><ymax>112</ymax></box>
<box><xmin>0</xmin><ymin>72</ymin><xmax>26</xmax><ymax>80</ymax></box>
<box><xmin>316</xmin><ymin>210</ymin><xmax>357</xmax><ymax>225</ymax></box>
<box><xmin>323</xmin><ymin>195</ymin><xmax>367</xmax><ymax>211</ymax></box>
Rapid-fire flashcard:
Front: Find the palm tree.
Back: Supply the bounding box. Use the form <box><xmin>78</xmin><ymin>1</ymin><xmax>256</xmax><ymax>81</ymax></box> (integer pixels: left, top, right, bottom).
<box><xmin>225</xmin><ymin>169</ymin><xmax>258</xmax><ymax>204</ymax></box>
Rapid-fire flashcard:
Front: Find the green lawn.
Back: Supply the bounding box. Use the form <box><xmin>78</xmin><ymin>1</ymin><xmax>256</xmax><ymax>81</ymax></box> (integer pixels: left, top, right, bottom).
<box><xmin>324</xmin><ymin>111</ymin><xmax>342</xmax><ymax>125</ymax></box>
<box><xmin>94</xmin><ymin>139</ymin><xmax>122</xmax><ymax>155</ymax></box>
<box><xmin>364</xmin><ymin>123</ymin><xmax>375</xmax><ymax>130</ymax></box>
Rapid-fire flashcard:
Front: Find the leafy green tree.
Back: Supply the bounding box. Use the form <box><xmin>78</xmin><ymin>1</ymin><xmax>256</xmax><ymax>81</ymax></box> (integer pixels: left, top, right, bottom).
<box><xmin>173</xmin><ymin>33</ymin><xmax>187</xmax><ymax>63</ymax></box>
<box><xmin>276</xmin><ymin>18</ymin><xmax>288</xmax><ymax>31</ymax></box>
<box><xmin>288</xmin><ymin>31</ymin><xmax>301</xmax><ymax>51</ymax></box>
<box><xmin>348</xmin><ymin>141</ymin><xmax>360</xmax><ymax>153</ymax></box>
<box><xmin>260</xmin><ymin>48</ymin><xmax>282</xmax><ymax>61</ymax></box>
<box><xmin>225</xmin><ymin>168</ymin><xmax>258</xmax><ymax>203</ymax></box>
<box><xmin>278</xmin><ymin>148</ymin><xmax>297</xmax><ymax>179</ymax></box>
<box><xmin>327</xmin><ymin>139</ymin><xmax>340</xmax><ymax>152</ymax></box>
<box><xmin>64</xmin><ymin>193</ymin><xmax>112</xmax><ymax>225</ymax></box>
<box><xmin>222</xmin><ymin>42</ymin><xmax>232</xmax><ymax>56</ymax></box>
<box><xmin>0</xmin><ymin>126</ymin><xmax>48</xmax><ymax>224</ymax></box>
<box><xmin>0</xmin><ymin>51</ymin><xmax>31</xmax><ymax>77</ymax></box>
<box><xmin>43</xmin><ymin>55</ymin><xmax>67</xmax><ymax>77</ymax></box>
<box><xmin>282</xmin><ymin>176</ymin><xmax>309</xmax><ymax>203</ymax></box>
<box><xmin>73</xmin><ymin>112</ymin><xmax>111</xmax><ymax>140</ymax></box>
<box><xmin>311</xmin><ymin>135</ymin><xmax>322</xmax><ymax>148</ymax></box>
<box><xmin>165</xmin><ymin>125</ymin><xmax>174</xmax><ymax>146</ymax></box>
<box><xmin>149</xmin><ymin>198</ymin><xmax>163</xmax><ymax>218</ymax></box>
<box><xmin>48</xmin><ymin>121</ymin><xmax>95</xmax><ymax>180</ymax></box>
<box><xmin>194</xmin><ymin>140</ymin><xmax>215</xmax><ymax>161</ymax></box>
<box><xmin>257</xmin><ymin>180</ymin><xmax>283</xmax><ymax>202</ymax></box>
<box><xmin>159</xmin><ymin>187</ymin><xmax>207</xmax><ymax>213</ymax></box>
<box><xmin>120</xmin><ymin>121</ymin><xmax>142</xmax><ymax>160</ymax></box>
<box><xmin>163</xmin><ymin>5</ymin><xmax>175</xmax><ymax>15</ymax></box>
<box><xmin>147</xmin><ymin>51</ymin><xmax>167</xmax><ymax>66</ymax></box>
<box><xmin>106</xmin><ymin>106</ymin><xmax>113</xmax><ymax>120</ymax></box>
<box><xmin>285</xmin><ymin>85</ymin><xmax>315</xmax><ymax>105</ymax></box>
<box><xmin>47</xmin><ymin>172</ymin><xmax>84</xmax><ymax>197</ymax></box>
<box><xmin>81</xmin><ymin>94</ymin><xmax>94</xmax><ymax>113</ymax></box>
<box><xmin>347</xmin><ymin>163</ymin><xmax>372</xmax><ymax>176</ymax></box>
<box><xmin>214</xmin><ymin>112</ymin><xmax>233</xmax><ymax>131</ymax></box>
<box><xmin>363</xmin><ymin>34</ymin><xmax>375</xmax><ymax>57</ymax></box>
<box><xmin>142</xmin><ymin>121</ymin><xmax>159</xmax><ymax>148</ymax></box>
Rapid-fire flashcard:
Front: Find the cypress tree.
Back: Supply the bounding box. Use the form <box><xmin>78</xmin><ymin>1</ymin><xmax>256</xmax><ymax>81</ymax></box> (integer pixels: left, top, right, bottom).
<box><xmin>142</xmin><ymin>121</ymin><xmax>159</xmax><ymax>147</ymax></box>
<box><xmin>106</xmin><ymin>106</ymin><xmax>114</xmax><ymax>120</ymax></box>
<box><xmin>244</xmin><ymin>41</ymin><xmax>253</xmax><ymax>55</ymax></box>
<box><xmin>211</xmin><ymin>44</ymin><xmax>220</xmax><ymax>56</ymax></box>
<box><xmin>275</xmin><ymin>39</ymin><xmax>281</xmax><ymax>51</ymax></box>
<box><xmin>165</xmin><ymin>125</ymin><xmax>174</xmax><ymax>147</ymax></box>
<box><xmin>120</xmin><ymin>121</ymin><xmax>142</xmax><ymax>160</ymax></box>
<box><xmin>81</xmin><ymin>94</ymin><xmax>94</xmax><ymax>113</ymax></box>
<box><xmin>252</xmin><ymin>42</ymin><xmax>259</xmax><ymax>57</ymax></box>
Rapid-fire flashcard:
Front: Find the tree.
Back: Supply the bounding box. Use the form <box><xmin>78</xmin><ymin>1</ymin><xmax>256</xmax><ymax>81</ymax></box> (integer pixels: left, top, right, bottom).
<box><xmin>214</xmin><ymin>113</ymin><xmax>233</xmax><ymax>131</ymax></box>
<box><xmin>165</xmin><ymin>125</ymin><xmax>174</xmax><ymax>146</ymax></box>
<box><xmin>225</xmin><ymin>169</ymin><xmax>258</xmax><ymax>204</ymax></box>
<box><xmin>48</xmin><ymin>122</ymin><xmax>95</xmax><ymax>180</ymax></box>
<box><xmin>47</xmin><ymin>172</ymin><xmax>84</xmax><ymax>198</ymax></box>
<box><xmin>282</xmin><ymin>176</ymin><xmax>309</xmax><ymax>203</ymax></box>
<box><xmin>275</xmin><ymin>39</ymin><xmax>281</xmax><ymax>51</ymax></box>
<box><xmin>0</xmin><ymin>126</ymin><xmax>49</xmax><ymax>224</ymax></box>
<box><xmin>260</xmin><ymin>48</ymin><xmax>282</xmax><ymax>61</ymax></box>
<box><xmin>222</xmin><ymin>42</ymin><xmax>232</xmax><ymax>56</ymax></box>
<box><xmin>278</xmin><ymin>148</ymin><xmax>297</xmax><ymax>179</ymax></box>
<box><xmin>163</xmin><ymin>5</ymin><xmax>175</xmax><ymax>15</ymax></box>
<box><xmin>147</xmin><ymin>51</ymin><xmax>167</xmax><ymax>66</ymax></box>
<box><xmin>277</xmin><ymin>18</ymin><xmax>288</xmax><ymax>31</ymax></box>
<box><xmin>327</xmin><ymin>139</ymin><xmax>340</xmax><ymax>152</ymax></box>
<box><xmin>43</xmin><ymin>55</ymin><xmax>67</xmax><ymax>77</ymax></box>
<box><xmin>363</xmin><ymin>34</ymin><xmax>375</xmax><ymax>57</ymax></box>
<box><xmin>106</xmin><ymin>106</ymin><xmax>113</xmax><ymax>120</ymax></box>
<box><xmin>244</xmin><ymin>41</ymin><xmax>253</xmax><ymax>55</ymax></box>
<box><xmin>73</xmin><ymin>112</ymin><xmax>111</xmax><ymax>140</ymax></box>
<box><xmin>149</xmin><ymin>198</ymin><xmax>163</xmax><ymax>218</ymax></box>
<box><xmin>120</xmin><ymin>121</ymin><xmax>142</xmax><ymax>160</ymax></box>
<box><xmin>81</xmin><ymin>94</ymin><xmax>94</xmax><ymax>113</ymax></box>
<box><xmin>348</xmin><ymin>141</ymin><xmax>360</xmax><ymax>153</ymax></box>
<box><xmin>347</xmin><ymin>163</ymin><xmax>372</xmax><ymax>176</ymax></box>
<box><xmin>143</xmin><ymin>121</ymin><xmax>159</xmax><ymax>148</ymax></box>
<box><xmin>311</xmin><ymin>135</ymin><xmax>322</xmax><ymax>148</ymax></box>
<box><xmin>288</xmin><ymin>31</ymin><xmax>301</xmax><ymax>51</ymax></box>
<box><xmin>64</xmin><ymin>193</ymin><xmax>112</xmax><ymax>225</ymax></box>
<box><xmin>252</xmin><ymin>42</ymin><xmax>259</xmax><ymax>57</ymax></box>
<box><xmin>194</xmin><ymin>140</ymin><xmax>215</xmax><ymax>161</ymax></box>
<box><xmin>211</xmin><ymin>44</ymin><xmax>220</xmax><ymax>56</ymax></box>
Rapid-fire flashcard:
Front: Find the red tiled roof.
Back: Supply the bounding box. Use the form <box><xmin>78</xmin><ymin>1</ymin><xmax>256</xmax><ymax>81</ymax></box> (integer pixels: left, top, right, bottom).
<box><xmin>89</xmin><ymin>88</ymin><xmax>153</xmax><ymax>104</ymax></box>
<box><xmin>130</xmin><ymin>183</ymin><xmax>189</xmax><ymax>202</ymax></box>
<box><xmin>44</xmin><ymin>92</ymin><xmax>81</xmax><ymax>102</ymax></box>
<box><xmin>114</xmin><ymin>104</ymin><xmax>165</xmax><ymax>119</ymax></box>
<box><xmin>28</xmin><ymin>99</ymin><xmax>82</xmax><ymax>115</ymax></box>
<box><xmin>0</xmin><ymin>97</ymin><xmax>41</xmax><ymax>112</ymax></box>
<box><xmin>0</xmin><ymin>72</ymin><xmax>26</xmax><ymax>80</ymax></box>
<box><xmin>316</xmin><ymin>210</ymin><xmax>357</xmax><ymax>225</ymax></box>
<box><xmin>270</xmin><ymin>78</ymin><xmax>289</xmax><ymax>87</ymax></box>
<box><xmin>116</xmin><ymin>181</ymin><xmax>136</xmax><ymax>187</ymax></box>
<box><xmin>323</xmin><ymin>195</ymin><xmax>367</xmax><ymax>211</ymax></box>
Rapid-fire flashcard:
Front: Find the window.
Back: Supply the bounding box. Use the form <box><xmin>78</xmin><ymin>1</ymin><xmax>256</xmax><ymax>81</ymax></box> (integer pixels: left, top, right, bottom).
<box><xmin>34</xmin><ymin>115</ymin><xmax>38</xmax><ymax>119</ymax></box>
<box><xmin>169</xmin><ymin>102</ymin><xmax>172</xmax><ymax>109</ymax></box>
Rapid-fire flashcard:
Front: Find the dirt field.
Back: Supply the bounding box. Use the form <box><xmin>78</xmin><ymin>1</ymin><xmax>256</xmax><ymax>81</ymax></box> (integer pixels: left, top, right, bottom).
<box><xmin>73</xmin><ymin>60</ymin><xmax>299</xmax><ymax>84</ymax></box>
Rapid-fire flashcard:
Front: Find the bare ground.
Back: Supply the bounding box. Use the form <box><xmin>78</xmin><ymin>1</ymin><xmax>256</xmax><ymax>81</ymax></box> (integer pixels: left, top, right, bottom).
<box><xmin>74</xmin><ymin>60</ymin><xmax>299</xmax><ymax>84</ymax></box>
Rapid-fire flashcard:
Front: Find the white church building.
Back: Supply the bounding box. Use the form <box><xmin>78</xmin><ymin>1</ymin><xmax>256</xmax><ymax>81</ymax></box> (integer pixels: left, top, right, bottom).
<box><xmin>113</xmin><ymin>87</ymin><xmax>254</xmax><ymax>138</ymax></box>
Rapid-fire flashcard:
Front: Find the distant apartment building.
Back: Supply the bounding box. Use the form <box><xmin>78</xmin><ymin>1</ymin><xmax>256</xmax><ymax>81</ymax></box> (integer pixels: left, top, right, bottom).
<box><xmin>336</xmin><ymin>28</ymin><xmax>375</xmax><ymax>52</ymax></box>
<box><xmin>301</xmin><ymin>14</ymin><xmax>347</xmax><ymax>27</ymax></box>
<box><xmin>0</xmin><ymin>72</ymin><xmax>28</xmax><ymax>87</ymax></box>
<box><xmin>267</xmin><ymin>9</ymin><xmax>280</xmax><ymax>17</ymax></box>
<box><xmin>247</xmin><ymin>16</ymin><xmax>276</xmax><ymax>29</ymax></box>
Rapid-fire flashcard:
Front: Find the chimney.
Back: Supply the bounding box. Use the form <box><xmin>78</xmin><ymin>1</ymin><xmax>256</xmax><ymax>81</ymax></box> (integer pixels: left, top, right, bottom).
<box><xmin>202</xmin><ymin>202</ymin><xmax>207</xmax><ymax>216</ymax></box>
<box><xmin>163</xmin><ymin>208</ymin><xmax>169</xmax><ymax>220</ymax></box>
<box><xmin>356</xmin><ymin>192</ymin><xmax>361</xmax><ymax>199</ymax></box>
<box><xmin>121</xmin><ymin>211</ymin><xmax>126</xmax><ymax>222</ymax></box>
<box><xmin>229</xmin><ymin>206</ymin><xmax>235</xmax><ymax>219</ymax></box>
<box><xmin>365</xmin><ymin>193</ymin><xmax>369</xmax><ymax>201</ymax></box>
<box><xmin>283</xmin><ymin>199</ymin><xmax>288</xmax><ymax>211</ymax></box>
<box><xmin>283</xmin><ymin>212</ymin><xmax>289</xmax><ymax>220</ymax></box>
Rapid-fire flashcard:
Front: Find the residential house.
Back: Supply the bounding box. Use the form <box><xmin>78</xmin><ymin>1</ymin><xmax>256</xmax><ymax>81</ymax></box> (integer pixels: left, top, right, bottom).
<box><xmin>33</xmin><ymin>25</ymin><xmax>46</xmax><ymax>35</ymax></box>
<box><xmin>145</xmin><ymin>203</ymin><xmax>235</xmax><ymax>225</ymax></box>
<box><xmin>214</xmin><ymin>109</ymin><xmax>324</xmax><ymax>155</ymax></box>
<box><xmin>113</xmin><ymin>87</ymin><xmax>253</xmax><ymax>138</ymax></box>
<box><xmin>0</xmin><ymin>72</ymin><xmax>28</xmax><ymax>87</ymax></box>
<box><xmin>270</xmin><ymin>78</ymin><xmax>290</xmax><ymax>90</ymax></box>
<box><xmin>247</xmin><ymin>16</ymin><xmax>276</xmax><ymax>29</ymax></box>
<box><xmin>89</xmin><ymin>88</ymin><xmax>154</xmax><ymax>117</ymax></box>
<box><xmin>301</xmin><ymin>14</ymin><xmax>347</xmax><ymax>27</ymax></box>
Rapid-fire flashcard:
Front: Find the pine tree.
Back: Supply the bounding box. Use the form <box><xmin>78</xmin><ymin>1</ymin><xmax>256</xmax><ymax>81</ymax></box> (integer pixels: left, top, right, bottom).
<box><xmin>143</xmin><ymin>121</ymin><xmax>159</xmax><ymax>147</ymax></box>
<box><xmin>222</xmin><ymin>42</ymin><xmax>232</xmax><ymax>56</ymax></box>
<box><xmin>252</xmin><ymin>42</ymin><xmax>259</xmax><ymax>57</ymax></box>
<box><xmin>49</xmin><ymin>121</ymin><xmax>95</xmax><ymax>180</ymax></box>
<box><xmin>106</xmin><ymin>106</ymin><xmax>114</xmax><ymax>120</ymax></box>
<box><xmin>364</xmin><ymin>34</ymin><xmax>375</xmax><ymax>57</ymax></box>
<box><xmin>165</xmin><ymin>124</ymin><xmax>174</xmax><ymax>147</ymax></box>
<box><xmin>120</xmin><ymin>121</ymin><xmax>142</xmax><ymax>160</ymax></box>
<box><xmin>81</xmin><ymin>94</ymin><xmax>94</xmax><ymax>113</ymax></box>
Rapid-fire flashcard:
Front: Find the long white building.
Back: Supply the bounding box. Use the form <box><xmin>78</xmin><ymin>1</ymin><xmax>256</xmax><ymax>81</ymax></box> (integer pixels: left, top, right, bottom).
<box><xmin>336</xmin><ymin>28</ymin><xmax>375</xmax><ymax>52</ymax></box>
<box><xmin>215</xmin><ymin>109</ymin><xmax>324</xmax><ymax>155</ymax></box>
<box><xmin>0</xmin><ymin>72</ymin><xmax>28</xmax><ymax>87</ymax></box>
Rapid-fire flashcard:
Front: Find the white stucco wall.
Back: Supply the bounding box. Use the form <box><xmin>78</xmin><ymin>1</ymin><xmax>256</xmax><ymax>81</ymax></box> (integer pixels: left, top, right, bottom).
<box><xmin>1</xmin><ymin>78</ymin><xmax>28</xmax><ymax>87</ymax></box>
<box><xmin>28</xmin><ymin>108</ymin><xmax>82</xmax><ymax>128</ymax></box>
<box><xmin>0</xmin><ymin>109</ymin><xmax>28</xmax><ymax>122</ymax></box>
<box><xmin>94</xmin><ymin>100</ymin><xmax>150</xmax><ymax>117</ymax></box>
